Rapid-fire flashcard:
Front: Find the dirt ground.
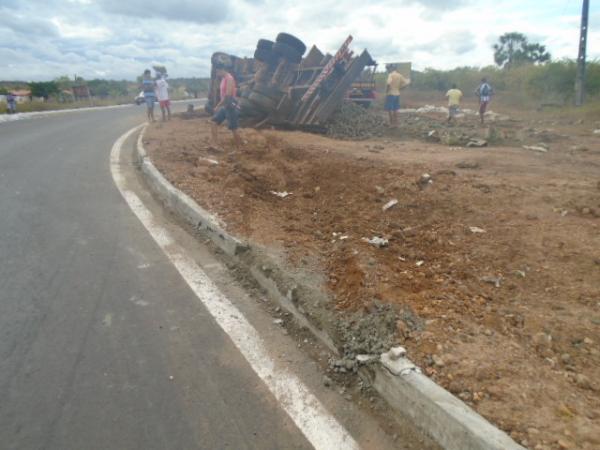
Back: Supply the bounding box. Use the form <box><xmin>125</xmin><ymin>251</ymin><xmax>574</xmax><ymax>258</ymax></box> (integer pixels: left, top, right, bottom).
<box><xmin>144</xmin><ymin>109</ymin><xmax>600</xmax><ymax>450</ymax></box>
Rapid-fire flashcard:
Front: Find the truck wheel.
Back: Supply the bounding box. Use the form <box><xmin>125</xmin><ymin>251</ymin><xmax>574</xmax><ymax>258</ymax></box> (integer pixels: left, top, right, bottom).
<box><xmin>211</xmin><ymin>52</ymin><xmax>232</xmax><ymax>68</ymax></box>
<box><xmin>275</xmin><ymin>33</ymin><xmax>306</xmax><ymax>56</ymax></box>
<box><xmin>254</xmin><ymin>48</ymin><xmax>277</xmax><ymax>65</ymax></box>
<box><xmin>256</xmin><ymin>39</ymin><xmax>274</xmax><ymax>51</ymax></box>
<box><xmin>249</xmin><ymin>92</ymin><xmax>277</xmax><ymax>112</ymax></box>
<box><xmin>272</xmin><ymin>42</ymin><xmax>302</xmax><ymax>64</ymax></box>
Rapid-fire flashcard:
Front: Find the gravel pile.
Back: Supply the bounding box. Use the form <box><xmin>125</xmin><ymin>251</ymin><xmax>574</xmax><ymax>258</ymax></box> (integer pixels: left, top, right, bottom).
<box><xmin>325</xmin><ymin>102</ymin><xmax>385</xmax><ymax>140</ymax></box>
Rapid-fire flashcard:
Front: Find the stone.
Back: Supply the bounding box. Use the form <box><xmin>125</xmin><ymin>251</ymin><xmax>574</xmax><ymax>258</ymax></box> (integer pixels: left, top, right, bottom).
<box><xmin>323</xmin><ymin>376</ymin><xmax>333</xmax><ymax>387</ymax></box>
<box><xmin>560</xmin><ymin>353</ymin><xmax>571</xmax><ymax>364</ymax></box>
<box><xmin>388</xmin><ymin>346</ymin><xmax>407</xmax><ymax>361</ymax></box>
<box><xmin>432</xmin><ymin>354</ymin><xmax>445</xmax><ymax>367</ymax></box>
<box><xmin>574</xmin><ymin>373</ymin><xmax>592</xmax><ymax>390</ymax></box>
<box><xmin>583</xmin><ymin>337</ymin><xmax>594</xmax><ymax>345</ymax></box>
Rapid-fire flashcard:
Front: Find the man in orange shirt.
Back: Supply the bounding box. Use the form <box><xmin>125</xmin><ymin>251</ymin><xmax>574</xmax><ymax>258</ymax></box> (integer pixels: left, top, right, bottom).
<box><xmin>211</xmin><ymin>65</ymin><xmax>241</xmax><ymax>150</ymax></box>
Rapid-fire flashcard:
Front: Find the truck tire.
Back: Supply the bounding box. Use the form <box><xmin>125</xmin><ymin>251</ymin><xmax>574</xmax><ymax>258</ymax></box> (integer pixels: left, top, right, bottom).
<box><xmin>272</xmin><ymin>42</ymin><xmax>302</xmax><ymax>64</ymax></box>
<box><xmin>254</xmin><ymin>48</ymin><xmax>277</xmax><ymax>65</ymax></box>
<box><xmin>248</xmin><ymin>92</ymin><xmax>277</xmax><ymax>112</ymax></box>
<box><xmin>275</xmin><ymin>33</ymin><xmax>306</xmax><ymax>56</ymax></box>
<box><xmin>211</xmin><ymin>52</ymin><xmax>232</xmax><ymax>68</ymax></box>
<box><xmin>256</xmin><ymin>39</ymin><xmax>274</xmax><ymax>51</ymax></box>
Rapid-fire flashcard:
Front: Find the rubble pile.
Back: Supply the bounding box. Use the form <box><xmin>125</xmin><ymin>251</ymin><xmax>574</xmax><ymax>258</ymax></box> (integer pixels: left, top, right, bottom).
<box><xmin>325</xmin><ymin>103</ymin><xmax>385</xmax><ymax>140</ymax></box>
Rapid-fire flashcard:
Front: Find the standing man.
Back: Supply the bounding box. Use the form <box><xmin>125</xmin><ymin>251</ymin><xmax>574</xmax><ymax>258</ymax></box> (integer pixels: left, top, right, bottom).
<box><xmin>445</xmin><ymin>83</ymin><xmax>463</xmax><ymax>123</ymax></box>
<box><xmin>155</xmin><ymin>73</ymin><xmax>171</xmax><ymax>121</ymax></box>
<box><xmin>385</xmin><ymin>65</ymin><xmax>410</xmax><ymax>127</ymax></box>
<box><xmin>6</xmin><ymin>92</ymin><xmax>16</xmax><ymax>114</ymax></box>
<box><xmin>476</xmin><ymin>77</ymin><xmax>494</xmax><ymax>124</ymax></box>
<box><xmin>140</xmin><ymin>69</ymin><xmax>156</xmax><ymax>122</ymax></box>
<box><xmin>211</xmin><ymin>65</ymin><xmax>241</xmax><ymax>150</ymax></box>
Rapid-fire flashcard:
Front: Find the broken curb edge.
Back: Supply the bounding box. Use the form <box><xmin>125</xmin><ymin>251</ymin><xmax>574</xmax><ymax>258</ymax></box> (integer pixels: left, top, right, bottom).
<box><xmin>134</xmin><ymin>125</ymin><xmax>525</xmax><ymax>450</ymax></box>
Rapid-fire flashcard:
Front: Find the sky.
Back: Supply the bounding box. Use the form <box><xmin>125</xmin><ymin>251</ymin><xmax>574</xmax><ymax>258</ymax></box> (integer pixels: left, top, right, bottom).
<box><xmin>0</xmin><ymin>0</ymin><xmax>598</xmax><ymax>81</ymax></box>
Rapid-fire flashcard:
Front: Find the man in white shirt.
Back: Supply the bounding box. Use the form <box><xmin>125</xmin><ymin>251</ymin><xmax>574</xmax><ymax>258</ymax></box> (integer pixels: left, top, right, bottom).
<box><xmin>155</xmin><ymin>74</ymin><xmax>171</xmax><ymax>121</ymax></box>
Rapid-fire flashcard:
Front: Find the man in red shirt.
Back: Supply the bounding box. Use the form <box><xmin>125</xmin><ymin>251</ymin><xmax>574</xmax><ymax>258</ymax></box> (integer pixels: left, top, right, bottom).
<box><xmin>211</xmin><ymin>65</ymin><xmax>241</xmax><ymax>150</ymax></box>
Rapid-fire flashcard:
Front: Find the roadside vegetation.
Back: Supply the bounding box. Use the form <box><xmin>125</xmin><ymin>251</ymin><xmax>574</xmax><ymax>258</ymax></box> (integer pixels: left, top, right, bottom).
<box><xmin>0</xmin><ymin>76</ymin><xmax>209</xmax><ymax>114</ymax></box>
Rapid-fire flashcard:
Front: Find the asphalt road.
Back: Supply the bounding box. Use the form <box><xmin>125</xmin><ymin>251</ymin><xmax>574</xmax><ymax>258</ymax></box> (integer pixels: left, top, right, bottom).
<box><xmin>0</xmin><ymin>105</ymin><xmax>315</xmax><ymax>450</ymax></box>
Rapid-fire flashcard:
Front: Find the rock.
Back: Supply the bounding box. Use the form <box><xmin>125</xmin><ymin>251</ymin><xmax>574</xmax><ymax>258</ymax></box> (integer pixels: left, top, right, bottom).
<box><xmin>417</xmin><ymin>173</ymin><xmax>433</xmax><ymax>189</ymax></box>
<box><xmin>432</xmin><ymin>354</ymin><xmax>445</xmax><ymax>367</ymax></box>
<box><xmin>584</xmin><ymin>337</ymin><xmax>594</xmax><ymax>345</ymax></box>
<box><xmin>388</xmin><ymin>346</ymin><xmax>407</xmax><ymax>361</ymax></box>
<box><xmin>273</xmin><ymin>319</ymin><xmax>284</xmax><ymax>325</ymax></box>
<box><xmin>558</xmin><ymin>439</ymin><xmax>574</xmax><ymax>449</ymax></box>
<box><xmin>574</xmin><ymin>373</ymin><xmax>592</xmax><ymax>390</ymax></box>
<box><xmin>560</xmin><ymin>353</ymin><xmax>572</xmax><ymax>364</ymax></box>
<box><xmin>375</xmin><ymin>185</ymin><xmax>385</xmax><ymax>194</ymax></box>
<box><xmin>533</xmin><ymin>332</ymin><xmax>552</xmax><ymax>348</ymax></box>
<box><xmin>344</xmin><ymin>359</ymin><xmax>356</xmax><ymax>370</ymax></box>
<box><xmin>323</xmin><ymin>376</ymin><xmax>333</xmax><ymax>387</ymax></box>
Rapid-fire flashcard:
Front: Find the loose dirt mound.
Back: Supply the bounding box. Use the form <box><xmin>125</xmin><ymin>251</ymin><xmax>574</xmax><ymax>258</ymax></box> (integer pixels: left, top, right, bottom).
<box><xmin>145</xmin><ymin>117</ymin><xmax>600</xmax><ymax>450</ymax></box>
<box><xmin>326</xmin><ymin>102</ymin><xmax>385</xmax><ymax>140</ymax></box>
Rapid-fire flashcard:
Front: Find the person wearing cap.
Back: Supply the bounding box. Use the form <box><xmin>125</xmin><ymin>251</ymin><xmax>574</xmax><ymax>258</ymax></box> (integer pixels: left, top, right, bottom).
<box><xmin>210</xmin><ymin>65</ymin><xmax>241</xmax><ymax>150</ymax></box>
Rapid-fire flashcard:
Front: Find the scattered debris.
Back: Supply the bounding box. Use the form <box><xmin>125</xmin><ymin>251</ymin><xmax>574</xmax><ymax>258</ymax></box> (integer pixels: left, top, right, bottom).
<box><xmin>469</xmin><ymin>226</ymin><xmax>486</xmax><ymax>234</ymax></box>
<box><xmin>416</xmin><ymin>260</ymin><xmax>425</xmax><ymax>267</ymax></box>
<box><xmin>417</xmin><ymin>173</ymin><xmax>433</xmax><ymax>189</ymax></box>
<box><xmin>522</xmin><ymin>145</ymin><xmax>548</xmax><ymax>153</ymax></box>
<box><xmin>382</xmin><ymin>199</ymin><xmax>399</xmax><ymax>211</ymax></box>
<box><xmin>271</xmin><ymin>191</ymin><xmax>292</xmax><ymax>198</ymax></box>
<box><xmin>273</xmin><ymin>318</ymin><xmax>284</xmax><ymax>325</ymax></box>
<box><xmin>481</xmin><ymin>275</ymin><xmax>502</xmax><ymax>288</ymax></box>
<box><xmin>363</xmin><ymin>236</ymin><xmax>389</xmax><ymax>248</ymax></box>
<box><xmin>466</xmin><ymin>139</ymin><xmax>488</xmax><ymax>148</ymax></box>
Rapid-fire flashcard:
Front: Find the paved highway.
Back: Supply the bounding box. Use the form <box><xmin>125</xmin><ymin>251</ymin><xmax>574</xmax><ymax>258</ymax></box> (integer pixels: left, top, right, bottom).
<box><xmin>0</xmin><ymin>104</ymin><xmax>430</xmax><ymax>450</ymax></box>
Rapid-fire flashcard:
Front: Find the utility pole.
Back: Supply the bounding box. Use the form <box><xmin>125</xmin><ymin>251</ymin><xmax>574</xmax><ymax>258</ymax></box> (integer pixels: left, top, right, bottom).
<box><xmin>575</xmin><ymin>0</ymin><xmax>589</xmax><ymax>106</ymax></box>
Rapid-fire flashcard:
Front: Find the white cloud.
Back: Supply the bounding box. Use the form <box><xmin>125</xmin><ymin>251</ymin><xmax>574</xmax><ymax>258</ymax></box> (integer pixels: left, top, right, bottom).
<box><xmin>0</xmin><ymin>0</ymin><xmax>597</xmax><ymax>80</ymax></box>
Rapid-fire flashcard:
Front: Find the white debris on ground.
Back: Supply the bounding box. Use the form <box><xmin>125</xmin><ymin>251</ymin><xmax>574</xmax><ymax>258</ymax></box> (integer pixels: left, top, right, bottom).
<box><xmin>523</xmin><ymin>145</ymin><xmax>548</xmax><ymax>153</ymax></box>
<box><xmin>382</xmin><ymin>199</ymin><xmax>399</xmax><ymax>211</ymax></box>
<box><xmin>271</xmin><ymin>191</ymin><xmax>292</xmax><ymax>198</ymax></box>
<box><xmin>469</xmin><ymin>226</ymin><xmax>486</xmax><ymax>234</ymax></box>
<box><xmin>363</xmin><ymin>236</ymin><xmax>389</xmax><ymax>248</ymax></box>
<box><xmin>397</xmin><ymin>104</ymin><xmax>509</xmax><ymax>121</ymax></box>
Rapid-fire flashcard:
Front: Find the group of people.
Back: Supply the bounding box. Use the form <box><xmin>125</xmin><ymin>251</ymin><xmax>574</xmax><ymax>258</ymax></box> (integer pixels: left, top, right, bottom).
<box><xmin>140</xmin><ymin>69</ymin><xmax>171</xmax><ymax>122</ymax></box>
<box><xmin>384</xmin><ymin>68</ymin><xmax>495</xmax><ymax>125</ymax></box>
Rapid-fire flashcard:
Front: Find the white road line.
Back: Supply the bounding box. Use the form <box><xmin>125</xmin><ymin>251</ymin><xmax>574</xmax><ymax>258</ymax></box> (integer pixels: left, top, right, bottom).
<box><xmin>110</xmin><ymin>125</ymin><xmax>360</xmax><ymax>450</ymax></box>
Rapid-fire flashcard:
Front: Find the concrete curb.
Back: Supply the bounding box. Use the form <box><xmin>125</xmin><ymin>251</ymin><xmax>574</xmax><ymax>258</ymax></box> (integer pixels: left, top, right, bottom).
<box><xmin>135</xmin><ymin>125</ymin><xmax>525</xmax><ymax>450</ymax></box>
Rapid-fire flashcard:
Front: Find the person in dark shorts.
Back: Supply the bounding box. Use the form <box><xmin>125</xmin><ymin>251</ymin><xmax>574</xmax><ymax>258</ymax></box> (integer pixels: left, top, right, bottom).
<box><xmin>211</xmin><ymin>65</ymin><xmax>241</xmax><ymax>149</ymax></box>
<box><xmin>476</xmin><ymin>78</ymin><xmax>494</xmax><ymax>124</ymax></box>
<box><xmin>140</xmin><ymin>69</ymin><xmax>156</xmax><ymax>122</ymax></box>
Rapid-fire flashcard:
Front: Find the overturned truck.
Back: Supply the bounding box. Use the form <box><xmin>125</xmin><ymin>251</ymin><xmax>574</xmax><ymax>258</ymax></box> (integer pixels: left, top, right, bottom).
<box><xmin>206</xmin><ymin>33</ymin><xmax>376</xmax><ymax>128</ymax></box>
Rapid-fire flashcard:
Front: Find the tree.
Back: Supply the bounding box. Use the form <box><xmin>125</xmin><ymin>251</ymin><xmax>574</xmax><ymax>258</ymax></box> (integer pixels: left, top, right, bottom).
<box><xmin>493</xmin><ymin>32</ymin><xmax>551</xmax><ymax>68</ymax></box>
<box><xmin>28</xmin><ymin>81</ymin><xmax>60</xmax><ymax>100</ymax></box>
